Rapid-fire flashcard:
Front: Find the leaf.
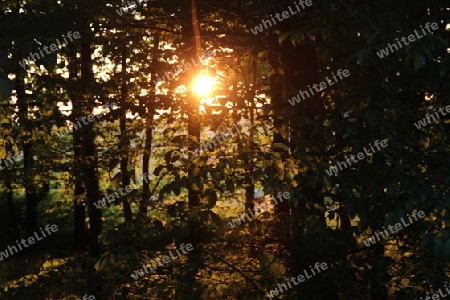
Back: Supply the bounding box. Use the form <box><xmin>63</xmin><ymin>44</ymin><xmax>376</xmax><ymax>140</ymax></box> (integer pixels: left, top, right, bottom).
<box><xmin>445</xmin><ymin>239</ymin><xmax>450</xmax><ymax>259</ymax></box>
<box><xmin>413</xmin><ymin>53</ymin><xmax>426</xmax><ymax>70</ymax></box>
<box><xmin>323</xmin><ymin>176</ymin><xmax>331</xmax><ymax>191</ymax></box>
<box><xmin>279</xmin><ymin>32</ymin><xmax>291</xmax><ymax>45</ymax></box>
<box><xmin>206</xmin><ymin>190</ymin><xmax>217</xmax><ymax>209</ymax></box>
<box><xmin>225</xmin><ymin>179</ymin><xmax>234</xmax><ymax>192</ymax></box>
<box><xmin>364</xmin><ymin>110</ymin><xmax>378</xmax><ymax>126</ymax></box>
<box><xmin>384</xmin><ymin>210</ymin><xmax>398</xmax><ymax>228</ymax></box>
<box><xmin>434</xmin><ymin>236</ymin><xmax>445</xmax><ymax>256</ymax></box>
<box><xmin>421</xmin><ymin>235</ymin><xmax>433</xmax><ymax>250</ymax></box>
<box><xmin>111</xmin><ymin>172</ymin><xmax>121</xmax><ymax>190</ymax></box>
<box><xmin>0</xmin><ymin>78</ymin><xmax>13</xmax><ymax>98</ymax></box>
<box><xmin>191</xmin><ymin>183</ymin><xmax>201</xmax><ymax>192</ymax></box>
<box><xmin>38</xmin><ymin>52</ymin><xmax>57</xmax><ymax>71</ymax></box>
<box><xmin>209</xmin><ymin>211</ymin><xmax>223</xmax><ymax>227</ymax></box>
<box><xmin>172</xmin><ymin>181</ymin><xmax>181</xmax><ymax>196</ymax></box>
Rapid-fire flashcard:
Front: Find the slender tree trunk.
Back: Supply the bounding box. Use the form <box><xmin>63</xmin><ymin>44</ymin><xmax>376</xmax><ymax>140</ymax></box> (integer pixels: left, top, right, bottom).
<box><xmin>186</xmin><ymin>0</ymin><xmax>201</xmax><ymax>209</ymax></box>
<box><xmin>120</xmin><ymin>44</ymin><xmax>132</xmax><ymax>222</ymax></box>
<box><xmin>244</xmin><ymin>53</ymin><xmax>257</xmax><ymax>212</ymax></box>
<box><xmin>78</xmin><ymin>33</ymin><xmax>102</xmax><ymax>298</ymax></box>
<box><xmin>270</xmin><ymin>72</ymin><xmax>290</xmax><ymax>214</ymax></box>
<box><xmin>6</xmin><ymin>178</ymin><xmax>20</xmax><ymax>241</ymax></box>
<box><xmin>141</xmin><ymin>34</ymin><xmax>160</xmax><ymax>215</ymax></box>
<box><xmin>69</xmin><ymin>41</ymin><xmax>87</xmax><ymax>251</ymax></box>
<box><xmin>178</xmin><ymin>0</ymin><xmax>203</xmax><ymax>298</ymax></box>
<box><xmin>15</xmin><ymin>58</ymin><xmax>38</xmax><ymax>238</ymax></box>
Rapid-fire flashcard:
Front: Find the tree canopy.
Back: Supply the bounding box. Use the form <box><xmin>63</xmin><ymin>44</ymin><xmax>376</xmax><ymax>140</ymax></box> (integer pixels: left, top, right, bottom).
<box><xmin>0</xmin><ymin>0</ymin><xmax>449</xmax><ymax>299</ymax></box>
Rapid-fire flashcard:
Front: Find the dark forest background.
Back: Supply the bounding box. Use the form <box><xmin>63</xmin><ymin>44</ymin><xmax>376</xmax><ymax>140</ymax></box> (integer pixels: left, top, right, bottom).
<box><xmin>0</xmin><ymin>0</ymin><xmax>449</xmax><ymax>299</ymax></box>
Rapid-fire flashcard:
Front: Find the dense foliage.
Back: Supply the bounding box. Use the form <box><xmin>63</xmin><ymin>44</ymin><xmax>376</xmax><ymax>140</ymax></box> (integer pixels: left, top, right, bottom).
<box><xmin>0</xmin><ymin>0</ymin><xmax>449</xmax><ymax>299</ymax></box>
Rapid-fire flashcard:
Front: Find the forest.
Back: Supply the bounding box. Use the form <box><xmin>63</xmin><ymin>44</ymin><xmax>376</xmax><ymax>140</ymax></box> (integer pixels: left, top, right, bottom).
<box><xmin>0</xmin><ymin>0</ymin><xmax>449</xmax><ymax>299</ymax></box>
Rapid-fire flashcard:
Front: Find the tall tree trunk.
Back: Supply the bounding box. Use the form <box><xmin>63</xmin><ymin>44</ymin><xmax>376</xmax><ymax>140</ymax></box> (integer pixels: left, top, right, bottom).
<box><xmin>186</xmin><ymin>0</ymin><xmax>201</xmax><ymax>209</ymax></box>
<box><xmin>178</xmin><ymin>0</ymin><xmax>203</xmax><ymax>298</ymax></box>
<box><xmin>69</xmin><ymin>41</ymin><xmax>87</xmax><ymax>251</ymax></box>
<box><xmin>270</xmin><ymin>72</ymin><xmax>290</xmax><ymax>214</ymax></box>
<box><xmin>244</xmin><ymin>53</ymin><xmax>257</xmax><ymax>212</ymax></box>
<box><xmin>79</xmin><ymin>33</ymin><xmax>102</xmax><ymax>298</ymax></box>
<box><xmin>6</xmin><ymin>178</ymin><xmax>20</xmax><ymax>241</ymax></box>
<box><xmin>15</xmin><ymin>58</ymin><xmax>38</xmax><ymax>239</ymax></box>
<box><xmin>120</xmin><ymin>44</ymin><xmax>132</xmax><ymax>222</ymax></box>
<box><xmin>141</xmin><ymin>33</ymin><xmax>160</xmax><ymax>215</ymax></box>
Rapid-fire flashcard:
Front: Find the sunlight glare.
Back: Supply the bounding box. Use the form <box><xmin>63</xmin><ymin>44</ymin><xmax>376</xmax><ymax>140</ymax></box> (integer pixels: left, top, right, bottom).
<box><xmin>193</xmin><ymin>75</ymin><xmax>214</xmax><ymax>96</ymax></box>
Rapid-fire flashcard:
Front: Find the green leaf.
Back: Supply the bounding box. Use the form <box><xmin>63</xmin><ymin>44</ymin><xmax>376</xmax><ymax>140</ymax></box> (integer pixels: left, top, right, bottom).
<box><xmin>209</xmin><ymin>211</ymin><xmax>223</xmax><ymax>227</ymax></box>
<box><xmin>384</xmin><ymin>210</ymin><xmax>398</xmax><ymax>228</ymax></box>
<box><xmin>445</xmin><ymin>239</ymin><xmax>450</xmax><ymax>259</ymax></box>
<box><xmin>413</xmin><ymin>53</ymin><xmax>426</xmax><ymax>70</ymax></box>
<box><xmin>206</xmin><ymin>190</ymin><xmax>217</xmax><ymax>209</ymax></box>
<box><xmin>0</xmin><ymin>78</ymin><xmax>13</xmax><ymax>98</ymax></box>
<box><xmin>37</xmin><ymin>52</ymin><xmax>57</xmax><ymax>71</ymax></box>
<box><xmin>225</xmin><ymin>179</ymin><xmax>234</xmax><ymax>192</ymax></box>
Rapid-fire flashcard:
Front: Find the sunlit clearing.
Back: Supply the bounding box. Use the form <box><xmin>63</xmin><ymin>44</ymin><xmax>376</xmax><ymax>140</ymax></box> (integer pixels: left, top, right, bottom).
<box><xmin>193</xmin><ymin>75</ymin><xmax>214</xmax><ymax>96</ymax></box>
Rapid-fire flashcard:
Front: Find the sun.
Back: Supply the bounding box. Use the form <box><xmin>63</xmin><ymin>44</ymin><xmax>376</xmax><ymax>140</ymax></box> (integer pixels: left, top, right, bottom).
<box><xmin>193</xmin><ymin>75</ymin><xmax>214</xmax><ymax>96</ymax></box>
